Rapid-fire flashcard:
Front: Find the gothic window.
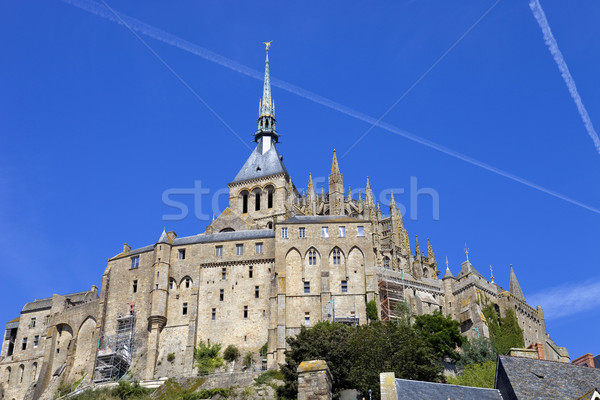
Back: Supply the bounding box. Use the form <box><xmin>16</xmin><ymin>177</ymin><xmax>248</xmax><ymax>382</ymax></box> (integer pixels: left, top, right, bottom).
<box><xmin>308</xmin><ymin>250</ymin><xmax>317</xmax><ymax>266</ymax></box>
<box><xmin>383</xmin><ymin>256</ymin><xmax>390</xmax><ymax>269</ymax></box>
<box><xmin>332</xmin><ymin>249</ymin><xmax>341</xmax><ymax>265</ymax></box>
<box><xmin>19</xmin><ymin>364</ymin><xmax>24</xmax><ymax>383</ymax></box>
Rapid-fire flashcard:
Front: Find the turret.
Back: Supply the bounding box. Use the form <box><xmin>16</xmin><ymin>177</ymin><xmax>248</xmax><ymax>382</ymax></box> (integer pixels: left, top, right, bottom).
<box><xmin>509</xmin><ymin>264</ymin><xmax>525</xmax><ymax>301</ymax></box>
<box><xmin>328</xmin><ymin>150</ymin><xmax>344</xmax><ymax>215</ymax></box>
<box><xmin>306</xmin><ymin>173</ymin><xmax>316</xmax><ymax>215</ymax></box>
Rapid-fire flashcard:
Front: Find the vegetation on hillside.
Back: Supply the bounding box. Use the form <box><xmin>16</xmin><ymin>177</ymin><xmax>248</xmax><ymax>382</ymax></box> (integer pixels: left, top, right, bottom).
<box><xmin>482</xmin><ymin>304</ymin><xmax>525</xmax><ymax>355</ymax></box>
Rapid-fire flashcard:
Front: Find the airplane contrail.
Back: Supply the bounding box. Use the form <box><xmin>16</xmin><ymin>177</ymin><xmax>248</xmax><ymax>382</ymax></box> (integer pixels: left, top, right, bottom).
<box><xmin>529</xmin><ymin>0</ymin><xmax>600</xmax><ymax>155</ymax></box>
<box><xmin>60</xmin><ymin>0</ymin><xmax>600</xmax><ymax>215</ymax></box>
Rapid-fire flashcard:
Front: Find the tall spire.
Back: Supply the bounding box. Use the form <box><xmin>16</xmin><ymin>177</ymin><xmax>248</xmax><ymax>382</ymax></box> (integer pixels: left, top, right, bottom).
<box><xmin>509</xmin><ymin>264</ymin><xmax>525</xmax><ymax>301</ymax></box>
<box><xmin>254</xmin><ymin>41</ymin><xmax>278</xmax><ymax>150</ymax></box>
<box><xmin>260</xmin><ymin>41</ymin><xmax>273</xmax><ymax>117</ymax></box>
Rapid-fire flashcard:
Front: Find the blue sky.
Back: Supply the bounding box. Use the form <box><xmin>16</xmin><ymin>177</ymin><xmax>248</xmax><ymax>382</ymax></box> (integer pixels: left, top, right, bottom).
<box><xmin>1</xmin><ymin>1</ymin><xmax>599</xmax><ymax>359</ymax></box>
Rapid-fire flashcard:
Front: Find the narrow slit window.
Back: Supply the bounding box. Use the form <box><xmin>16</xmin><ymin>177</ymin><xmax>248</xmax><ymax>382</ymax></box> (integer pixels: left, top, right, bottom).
<box><xmin>249</xmin><ymin>266</ymin><xmax>254</xmax><ymax>278</ymax></box>
<box><xmin>242</xmin><ymin>193</ymin><xmax>248</xmax><ymax>213</ymax></box>
<box><xmin>243</xmin><ymin>305</ymin><xmax>248</xmax><ymax>319</ymax></box>
<box><xmin>133</xmin><ymin>280</ymin><xmax>138</xmax><ymax>293</ymax></box>
<box><xmin>255</xmin><ymin>192</ymin><xmax>261</xmax><ymax>211</ymax></box>
<box><xmin>182</xmin><ymin>302</ymin><xmax>188</xmax><ymax>316</ymax></box>
<box><xmin>22</xmin><ymin>337</ymin><xmax>27</xmax><ymax>351</ymax></box>
<box><xmin>222</xmin><ymin>268</ymin><xmax>227</xmax><ymax>280</ymax></box>
<box><xmin>220</xmin><ymin>289</ymin><xmax>224</xmax><ymax>301</ymax></box>
<box><xmin>212</xmin><ymin>308</ymin><xmax>216</xmax><ymax>320</ymax></box>
<box><xmin>255</xmin><ymin>286</ymin><xmax>260</xmax><ymax>298</ymax></box>
<box><xmin>267</xmin><ymin>190</ymin><xmax>273</xmax><ymax>208</ymax></box>
<box><xmin>305</xmin><ymin>312</ymin><xmax>310</xmax><ymax>326</ymax></box>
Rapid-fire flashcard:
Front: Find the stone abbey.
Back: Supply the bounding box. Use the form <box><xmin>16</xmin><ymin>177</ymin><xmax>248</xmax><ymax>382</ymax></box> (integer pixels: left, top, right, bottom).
<box><xmin>0</xmin><ymin>48</ymin><xmax>569</xmax><ymax>400</ymax></box>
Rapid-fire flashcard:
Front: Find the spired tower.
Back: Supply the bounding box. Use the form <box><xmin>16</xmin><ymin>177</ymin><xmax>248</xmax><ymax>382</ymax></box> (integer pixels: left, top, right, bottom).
<box><xmin>208</xmin><ymin>42</ymin><xmax>299</xmax><ymax>233</ymax></box>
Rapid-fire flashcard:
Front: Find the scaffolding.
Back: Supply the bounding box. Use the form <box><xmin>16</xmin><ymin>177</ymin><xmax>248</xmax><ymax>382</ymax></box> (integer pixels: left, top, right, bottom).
<box><xmin>378</xmin><ymin>279</ymin><xmax>406</xmax><ymax>321</ymax></box>
<box><xmin>93</xmin><ymin>312</ymin><xmax>136</xmax><ymax>383</ymax></box>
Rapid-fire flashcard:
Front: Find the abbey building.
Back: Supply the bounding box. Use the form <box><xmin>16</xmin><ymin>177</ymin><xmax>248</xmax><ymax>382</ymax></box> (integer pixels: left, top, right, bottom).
<box><xmin>0</xmin><ymin>48</ymin><xmax>569</xmax><ymax>400</ymax></box>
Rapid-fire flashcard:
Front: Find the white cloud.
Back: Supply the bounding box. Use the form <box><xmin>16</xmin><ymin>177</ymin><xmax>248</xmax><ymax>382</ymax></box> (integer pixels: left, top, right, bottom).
<box><xmin>528</xmin><ymin>278</ymin><xmax>600</xmax><ymax>319</ymax></box>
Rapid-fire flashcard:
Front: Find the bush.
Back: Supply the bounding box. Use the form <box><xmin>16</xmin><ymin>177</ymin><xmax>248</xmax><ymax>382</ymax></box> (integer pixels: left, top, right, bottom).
<box><xmin>366</xmin><ymin>300</ymin><xmax>378</xmax><ymax>321</ymax></box>
<box><xmin>167</xmin><ymin>353</ymin><xmax>175</xmax><ymax>363</ymax></box>
<box><xmin>243</xmin><ymin>352</ymin><xmax>254</xmax><ymax>367</ymax></box>
<box><xmin>223</xmin><ymin>345</ymin><xmax>240</xmax><ymax>362</ymax></box>
<box><xmin>194</xmin><ymin>341</ymin><xmax>224</xmax><ymax>374</ymax></box>
<box><xmin>254</xmin><ymin>369</ymin><xmax>285</xmax><ymax>385</ymax></box>
<box><xmin>447</xmin><ymin>360</ymin><xmax>496</xmax><ymax>388</ymax></box>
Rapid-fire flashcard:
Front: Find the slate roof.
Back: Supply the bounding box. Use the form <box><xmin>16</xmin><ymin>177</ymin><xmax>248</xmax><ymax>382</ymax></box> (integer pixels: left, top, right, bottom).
<box><xmin>442</xmin><ymin>266</ymin><xmax>455</xmax><ymax>280</ymax></box>
<box><xmin>125</xmin><ymin>229</ymin><xmax>276</xmax><ymax>256</ymax></box>
<box><xmin>394</xmin><ymin>378</ymin><xmax>503</xmax><ymax>399</ymax></box>
<box><xmin>231</xmin><ymin>144</ymin><xmax>288</xmax><ymax>184</ymax></box>
<box><xmin>21</xmin><ymin>290</ymin><xmax>95</xmax><ymax>313</ymax></box>
<box><xmin>455</xmin><ymin>260</ymin><xmax>486</xmax><ymax>280</ymax></box>
<box><xmin>282</xmin><ymin>215</ymin><xmax>365</xmax><ymax>224</ymax></box>
<box><xmin>497</xmin><ymin>355</ymin><xmax>600</xmax><ymax>399</ymax></box>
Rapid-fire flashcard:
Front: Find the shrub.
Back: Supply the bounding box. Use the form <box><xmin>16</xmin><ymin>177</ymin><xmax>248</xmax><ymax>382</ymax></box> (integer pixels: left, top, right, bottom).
<box><xmin>167</xmin><ymin>353</ymin><xmax>175</xmax><ymax>363</ymax></box>
<box><xmin>194</xmin><ymin>341</ymin><xmax>224</xmax><ymax>374</ymax></box>
<box><xmin>223</xmin><ymin>345</ymin><xmax>240</xmax><ymax>362</ymax></box>
<box><xmin>366</xmin><ymin>300</ymin><xmax>378</xmax><ymax>321</ymax></box>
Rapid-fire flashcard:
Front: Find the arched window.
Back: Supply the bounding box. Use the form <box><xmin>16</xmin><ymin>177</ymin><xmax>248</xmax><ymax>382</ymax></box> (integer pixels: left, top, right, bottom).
<box><xmin>19</xmin><ymin>364</ymin><xmax>24</xmax><ymax>383</ymax></box>
<box><xmin>265</xmin><ymin>186</ymin><xmax>274</xmax><ymax>209</ymax></box>
<box><xmin>383</xmin><ymin>256</ymin><xmax>390</xmax><ymax>269</ymax></box>
<box><xmin>308</xmin><ymin>250</ymin><xmax>317</xmax><ymax>266</ymax></box>
<box><xmin>267</xmin><ymin>222</ymin><xmax>273</xmax><ymax>229</ymax></box>
<box><xmin>423</xmin><ymin>268</ymin><xmax>429</xmax><ymax>278</ymax></box>
<box><xmin>6</xmin><ymin>367</ymin><xmax>11</xmax><ymax>384</ymax></box>
<box><xmin>185</xmin><ymin>278</ymin><xmax>191</xmax><ymax>288</ymax></box>
<box><xmin>254</xmin><ymin>189</ymin><xmax>261</xmax><ymax>211</ymax></box>
<box><xmin>332</xmin><ymin>249</ymin><xmax>341</xmax><ymax>265</ymax></box>
<box><xmin>241</xmin><ymin>191</ymin><xmax>249</xmax><ymax>214</ymax></box>
<box><xmin>169</xmin><ymin>278</ymin><xmax>176</xmax><ymax>290</ymax></box>
<box><xmin>32</xmin><ymin>363</ymin><xmax>37</xmax><ymax>382</ymax></box>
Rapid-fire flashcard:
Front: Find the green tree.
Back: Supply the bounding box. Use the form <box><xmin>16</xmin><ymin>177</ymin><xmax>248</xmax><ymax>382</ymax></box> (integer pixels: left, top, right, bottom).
<box><xmin>278</xmin><ymin>322</ymin><xmax>355</xmax><ymax>399</ymax></box>
<box><xmin>457</xmin><ymin>336</ymin><xmax>496</xmax><ymax>367</ymax></box>
<box><xmin>223</xmin><ymin>345</ymin><xmax>240</xmax><ymax>362</ymax></box>
<box><xmin>193</xmin><ymin>341</ymin><xmax>224</xmax><ymax>374</ymax></box>
<box><xmin>447</xmin><ymin>360</ymin><xmax>496</xmax><ymax>388</ymax></box>
<box><xmin>347</xmin><ymin>321</ymin><xmax>440</xmax><ymax>398</ymax></box>
<box><xmin>482</xmin><ymin>305</ymin><xmax>524</xmax><ymax>355</ymax></box>
<box><xmin>366</xmin><ymin>300</ymin><xmax>378</xmax><ymax>321</ymax></box>
<box><xmin>413</xmin><ymin>311</ymin><xmax>464</xmax><ymax>362</ymax></box>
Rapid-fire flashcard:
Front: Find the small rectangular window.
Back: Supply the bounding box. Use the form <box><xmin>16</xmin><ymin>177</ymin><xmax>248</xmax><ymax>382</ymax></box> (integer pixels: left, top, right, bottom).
<box><xmin>220</xmin><ymin>289</ymin><xmax>224</xmax><ymax>301</ymax></box>
<box><xmin>281</xmin><ymin>227</ymin><xmax>288</xmax><ymax>239</ymax></box>
<box><xmin>215</xmin><ymin>245</ymin><xmax>223</xmax><ymax>257</ymax></box>
<box><xmin>30</xmin><ymin>317</ymin><xmax>36</xmax><ymax>328</ymax></box>
<box><xmin>256</xmin><ymin>242</ymin><xmax>263</xmax><ymax>254</ymax></box>
<box><xmin>133</xmin><ymin>280</ymin><xmax>138</xmax><ymax>293</ymax></box>
<box><xmin>155</xmin><ymin>284</ymin><xmax>159</xmax><ymax>290</ymax></box>
<box><xmin>249</xmin><ymin>266</ymin><xmax>254</xmax><ymax>278</ymax></box>
<box><xmin>45</xmin><ymin>315</ymin><xmax>50</xmax><ymax>325</ymax></box>
<box><xmin>131</xmin><ymin>256</ymin><xmax>139</xmax><ymax>269</ymax></box>
<box><xmin>322</xmin><ymin>227</ymin><xmax>329</xmax><ymax>238</ymax></box>
<box><xmin>185</xmin><ymin>278</ymin><xmax>191</xmax><ymax>288</ymax></box>
<box><xmin>243</xmin><ymin>305</ymin><xmax>248</xmax><ymax>319</ymax></box>
<box><xmin>236</xmin><ymin>244</ymin><xmax>244</xmax><ymax>256</ymax></box>
<box><xmin>212</xmin><ymin>308</ymin><xmax>216</xmax><ymax>320</ymax></box>
<box><xmin>222</xmin><ymin>268</ymin><xmax>227</xmax><ymax>280</ymax></box>
<box><xmin>339</xmin><ymin>226</ymin><xmax>346</xmax><ymax>237</ymax></box>
<box><xmin>22</xmin><ymin>337</ymin><xmax>27</xmax><ymax>351</ymax></box>
<box><xmin>341</xmin><ymin>280</ymin><xmax>348</xmax><ymax>293</ymax></box>
<box><xmin>357</xmin><ymin>226</ymin><xmax>365</xmax><ymax>237</ymax></box>
<box><xmin>178</xmin><ymin>249</ymin><xmax>186</xmax><ymax>259</ymax></box>
<box><xmin>182</xmin><ymin>302</ymin><xmax>188</xmax><ymax>316</ymax></box>
<box><xmin>255</xmin><ymin>286</ymin><xmax>260</xmax><ymax>298</ymax></box>
<box><xmin>304</xmin><ymin>281</ymin><xmax>310</xmax><ymax>294</ymax></box>
<box><xmin>305</xmin><ymin>312</ymin><xmax>310</xmax><ymax>326</ymax></box>
<box><xmin>299</xmin><ymin>227</ymin><xmax>306</xmax><ymax>238</ymax></box>
<box><xmin>33</xmin><ymin>335</ymin><xmax>39</xmax><ymax>348</ymax></box>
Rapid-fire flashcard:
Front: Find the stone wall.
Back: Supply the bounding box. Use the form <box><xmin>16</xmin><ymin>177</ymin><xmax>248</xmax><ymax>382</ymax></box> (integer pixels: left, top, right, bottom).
<box><xmin>297</xmin><ymin>360</ymin><xmax>332</xmax><ymax>400</ymax></box>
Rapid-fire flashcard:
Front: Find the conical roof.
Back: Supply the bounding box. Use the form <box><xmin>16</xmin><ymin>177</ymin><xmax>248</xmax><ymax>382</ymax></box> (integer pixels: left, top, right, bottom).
<box><xmin>509</xmin><ymin>264</ymin><xmax>525</xmax><ymax>301</ymax></box>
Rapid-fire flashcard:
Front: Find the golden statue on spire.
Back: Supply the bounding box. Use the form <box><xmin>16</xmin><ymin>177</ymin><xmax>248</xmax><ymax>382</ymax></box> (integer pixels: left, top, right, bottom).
<box><xmin>264</xmin><ymin>41</ymin><xmax>272</xmax><ymax>51</ymax></box>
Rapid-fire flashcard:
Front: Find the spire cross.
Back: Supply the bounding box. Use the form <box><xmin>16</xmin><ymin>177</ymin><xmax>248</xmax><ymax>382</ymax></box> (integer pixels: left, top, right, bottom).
<box><xmin>446</xmin><ymin>256</ymin><xmax>449</xmax><ymax>268</ymax></box>
<box><xmin>464</xmin><ymin>243</ymin><xmax>470</xmax><ymax>261</ymax></box>
<box><xmin>264</xmin><ymin>41</ymin><xmax>272</xmax><ymax>51</ymax></box>
<box><xmin>490</xmin><ymin>264</ymin><xmax>495</xmax><ymax>283</ymax></box>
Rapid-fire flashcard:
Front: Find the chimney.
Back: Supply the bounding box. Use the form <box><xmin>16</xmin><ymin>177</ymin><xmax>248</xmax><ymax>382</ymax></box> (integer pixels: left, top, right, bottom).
<box><xmin>167</xmin><ymin>231</ymin><xmax>177</xmax><ymax>242</ymax></box>
<box><xmin>123</xmin><ymin>243</ymin><xmax>131</xmax><ymax>253</ymax></box>
<box><xmin>528</xmin><ymin>342</ymin><xmax>545</xmax><ymax>360</ymax></box>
